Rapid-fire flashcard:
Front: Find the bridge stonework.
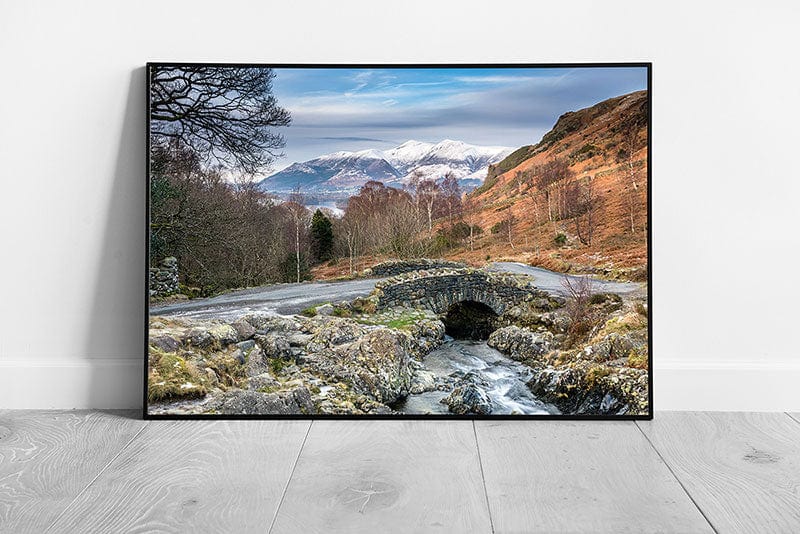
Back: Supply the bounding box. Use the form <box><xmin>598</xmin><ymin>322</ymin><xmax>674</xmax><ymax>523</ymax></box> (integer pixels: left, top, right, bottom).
<box><xmin>373</xmin><ymin>268</ymin><xmax>543</xmax><ymax>315</ymax></box>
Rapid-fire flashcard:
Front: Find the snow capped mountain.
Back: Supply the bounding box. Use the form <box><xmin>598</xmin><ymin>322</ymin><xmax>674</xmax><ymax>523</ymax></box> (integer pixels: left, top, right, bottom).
<box><xmin>257</xmin><ymin>140</ymin><xmax>512</xmax><ymax>198</ymax></box>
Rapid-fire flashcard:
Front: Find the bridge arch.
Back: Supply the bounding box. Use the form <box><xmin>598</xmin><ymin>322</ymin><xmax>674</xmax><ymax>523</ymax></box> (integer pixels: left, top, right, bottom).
<box><xmin>373</xmin><ymin>268</ymin><xmax>540</xmax><ymax>322</ymax></box>
<box><xmin>442</xmin><ymin>300</ymin><xmax>498</xmax><ymax>340</ymax></box>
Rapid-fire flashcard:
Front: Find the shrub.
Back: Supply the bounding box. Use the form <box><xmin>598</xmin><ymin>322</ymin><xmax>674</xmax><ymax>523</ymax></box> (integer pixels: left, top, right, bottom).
<box><xmin>491</xmin><ymin>220</ymin><xmax>510</xmax><ymax>235</ymax></box>
<box><xmin>554</xmin><ymin>233</ymin><xmax>567</xmax><ymax>245</ymax></box>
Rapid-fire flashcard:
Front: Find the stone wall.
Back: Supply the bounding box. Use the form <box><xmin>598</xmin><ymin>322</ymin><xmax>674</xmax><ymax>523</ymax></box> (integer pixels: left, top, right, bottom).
<box><xmin>373</xmin><ymin>268</ymin><xmax>546</xmax><ymax>315</ymax></box>
<box><xmin>365</xmin><ymin>259</ymin><xmax>467</xmax><ymax>277</ymax></box>
<box><xmin>149</xmin><ymin>257</ymin><xmax>179</xmax><ymax>297</ymax></box>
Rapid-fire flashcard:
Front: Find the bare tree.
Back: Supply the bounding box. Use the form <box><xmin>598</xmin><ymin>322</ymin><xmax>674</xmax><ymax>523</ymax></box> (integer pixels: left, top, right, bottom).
<box><xmin>416</xmin><ymin>179</ymin><xmax>440</xmax><ymax>240</ymax></box>
<box><xmin>564</xmin><ymin>177</ymin><xmax>600</xmax><ymax>246</ymax></box>
<box><xmin>619</xmin><ymin>118</ymin><xmax>644</xmax><ymax>234</ymax></box>
<box><xmin>463</xmin><ymin>197</ymin><xmax>479</xmax><ymax>252</ymax></box>
<box><xmin>535</xmin><ymin>158</ymin><xmax>573</xmax><ymax>234</ymax></box>
<box><xmin>150</xmin><ymin>65</ymin><xmax>291</xmax><ymax>174</ymax></box>
<box><xmin>285</xmin><ymin>187</ymin><xmax>310</xmax><ymax>283</ymax></box>
<box><xmin>439</xmin><ymin>172</ymin><xmax>463</xmax><ymax>225</ymax></box>
<box><xmin>505</xmin><ymin>214</ymin><xmax>516</xmax><ymax>249</ymax></box>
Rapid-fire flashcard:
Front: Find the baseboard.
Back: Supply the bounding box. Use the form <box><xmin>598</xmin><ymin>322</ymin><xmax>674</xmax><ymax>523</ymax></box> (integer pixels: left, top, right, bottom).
<box><xmin>0</xmin><ymin>358</ymin><xmax>143</xmax><ymax>410</ymax></box>
<box><xmin>1</xmin><ymin>359</ymin><xmax>799</xmax><ymax>411</ymax></box>
<box><xmin>654</xmin><ymin>360</ymin><xmax>800</xmax><ymax>412</ymax></box>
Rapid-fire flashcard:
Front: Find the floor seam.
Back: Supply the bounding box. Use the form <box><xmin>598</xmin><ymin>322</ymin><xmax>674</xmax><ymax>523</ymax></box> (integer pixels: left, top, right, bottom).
<box><xmin>268</xmin><ymin>419</ymin><xmax>313</xmax><ymax>534</ymax></box>
<box><xmin>472</xmin><ymin>421</ymin><xmax>496</xmax><ymax>534</ymax></box>
<box><xmin>44</xmin><ymin>417</ymin><xmax>150</xmax><ymax>532</ymax></box>
<box><xmin>634</xmin><ymin>421</ymin><xmax>719</xmax><ymax>534</ymax></box>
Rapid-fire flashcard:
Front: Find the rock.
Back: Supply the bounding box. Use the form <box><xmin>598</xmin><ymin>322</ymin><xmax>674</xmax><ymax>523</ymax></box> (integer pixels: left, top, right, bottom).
<box><xmin>254</xmin><ymin>333</ymin><xmax>292</xmax><ymax>360</ymax></box>
<box><xmin>209</xmin><ymin>387</ymin><xmax>314</xmax><ymax>415</ymax></box>
<box><xmin>302</xmin><ymin>327</ymin><xmax>415</xmax><ymax>405</ymax></box>
<box><xmin>526</xmin><ymin>362</ymin><xmax>648</xmax><ymax>416</ymax></box>
<box><xmin>488</xmin><ymin>326</ymin><xmax>553</xmax><ymax>364</ymax></box>
<box><xmin>316</xmin><ymin>303</ymin><xmax>335</xmax><ymax>316</ymax></box>
<box><xmin>242</xmin><ymin>313</ymin><xmax>299</xmax><ymax>333</ymax></box>
<box><xmin>286</xmin><ymin>333</ymin><xmax>312</xmax><ymax>347</ymax></box>
<box><xmin>248</xmin><ymin>372</ymin><xmax>280</xmax><ymax>391</ymax></box>
<box><xmin>410</xmin><ymin>370</ymin><xmax>437</xmax><ymax>394</ymax></box>
<box><xmin>236</xmin><ymin>339</ymin><xmax>256</xmax><ymax>352</ymax></box>
<box><xmin>184</xmin><ymin>328</ymin><xmax>214</xmax><ymax>348</ymax></box>
<box><xmin>150</xmin><ymin>334</ymin><xmax>181</xmax><ymax>353</ymax></box>
<box><xmin>231</xmin><ymin>318</ymin><xmax>256</xmax><ymax>341</ymax></box>
<box><xmin>231</xmin><ymin>348</ymin><xmax>246</xmax><ymax>365</ymax></box>
<box><xmin>442</xmin><ymin>376</ymin><xmax>492</xmax><ymax>415</ymax></box>
<box><xmin>245</xmin><ymin>345</ymin><xmax>270</xmax><ymax>377</ymax></box>
<box><xmin>208</xmin><ymin>324</ymin><xmax>238</xmax><ymax>346</ymax></box>
<box><xmin>304</xmin><ymin>317</ymin><xmax>368</xmax><ymax>352</ymax></box>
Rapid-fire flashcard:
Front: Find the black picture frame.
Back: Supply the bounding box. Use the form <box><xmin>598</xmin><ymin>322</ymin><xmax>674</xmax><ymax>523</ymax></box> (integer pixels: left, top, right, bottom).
<box><xmin>144</xmin><ymin>62</ymin><xmax>653</xmax><ymax>421</ymax></box>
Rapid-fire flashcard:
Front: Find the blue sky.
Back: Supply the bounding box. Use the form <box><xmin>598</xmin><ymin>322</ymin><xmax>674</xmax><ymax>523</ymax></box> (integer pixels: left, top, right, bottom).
<box><xmin>267</xmin><ymin>66</ymin><xmax>647</xmax><ymax>172</ymax></box>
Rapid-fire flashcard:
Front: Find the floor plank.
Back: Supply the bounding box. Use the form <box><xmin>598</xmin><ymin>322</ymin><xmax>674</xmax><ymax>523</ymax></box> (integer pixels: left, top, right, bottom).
<box><xmin>47</xmin><ymin>419</ymin><xmax>311</xmax><ymax>534</ymax></box>
<box><xmin>270</xmin><ymin>420</ymin><xmax>492</xmax><ymax>533</ymax></box>
<box><xmin>638</xmin><ymin>412</ymin><xmax>800</xmax><ymax>534</ymax></box>
<box><xmin>0</xmin><ymin>410</ymin><xmax>145</xmax><ymax>534</ymax></box>
<box><xmin>476</xmin><ymin>420</ymin><xmax>713</xmax><ymax>534</ymax></box>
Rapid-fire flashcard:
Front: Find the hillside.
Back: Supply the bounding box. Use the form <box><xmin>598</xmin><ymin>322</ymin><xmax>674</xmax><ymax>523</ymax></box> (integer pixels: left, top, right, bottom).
<box><xmin>450</xmin><ymin>90</ymin><xmax>649</xmax><ymax>280</ymax></box>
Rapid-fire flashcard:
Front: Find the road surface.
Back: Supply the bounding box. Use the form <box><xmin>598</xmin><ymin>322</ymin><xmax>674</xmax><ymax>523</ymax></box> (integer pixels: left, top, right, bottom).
<box><xmin>151</xmin><ymin>262</ymin><xmax>643</xmax><ymax>321</ymax></box>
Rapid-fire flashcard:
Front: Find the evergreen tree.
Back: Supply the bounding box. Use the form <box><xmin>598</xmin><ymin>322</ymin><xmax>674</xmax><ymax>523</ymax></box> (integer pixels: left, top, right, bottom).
<box><xmin>310</xmin><ymin>209</ymin><xmax>334</xmax><ymax>262</ymax></box>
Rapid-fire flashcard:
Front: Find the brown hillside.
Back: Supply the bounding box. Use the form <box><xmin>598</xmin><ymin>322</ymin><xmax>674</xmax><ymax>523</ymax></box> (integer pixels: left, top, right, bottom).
<box><xmin>451</xmin><ymin>90</ymin><xmax>649</xmax><ymax>280</ymax></box>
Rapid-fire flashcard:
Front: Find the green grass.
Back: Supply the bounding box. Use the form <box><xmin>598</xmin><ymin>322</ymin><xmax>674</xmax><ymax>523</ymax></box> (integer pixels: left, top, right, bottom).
<box><xmin>354</xmin><ymin>309</ymin><xmax>430</xmax><ymax>330</ymax></box>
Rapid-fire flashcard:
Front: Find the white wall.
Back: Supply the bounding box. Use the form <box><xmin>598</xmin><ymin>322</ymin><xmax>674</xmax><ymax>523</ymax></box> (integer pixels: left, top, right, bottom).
<box><xmin>1</xmin><ymin>0</ymin><xmax>798</xmax><ymax>410</ymax></box>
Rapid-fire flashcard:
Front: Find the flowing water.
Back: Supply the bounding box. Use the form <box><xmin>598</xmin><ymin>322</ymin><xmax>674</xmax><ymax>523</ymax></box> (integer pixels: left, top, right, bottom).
<box><xmin>397</xmin><ymin>338</ymin><xmax>560</xmax><ymax>415</ymax></box>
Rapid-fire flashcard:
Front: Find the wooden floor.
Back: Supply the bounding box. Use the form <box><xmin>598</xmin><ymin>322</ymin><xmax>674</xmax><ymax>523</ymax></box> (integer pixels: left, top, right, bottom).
<box><xmin>1</xmin><ymin>412</ymin><xmax>799</xmax><ymax>533</ymax></box>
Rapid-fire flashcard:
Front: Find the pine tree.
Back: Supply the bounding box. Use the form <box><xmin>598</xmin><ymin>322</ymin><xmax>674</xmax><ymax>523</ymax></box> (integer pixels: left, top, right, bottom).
<box><xmin>310</xmin><ymin>209</ymin><xmax>334</xmax><ymax>262</ymax></box>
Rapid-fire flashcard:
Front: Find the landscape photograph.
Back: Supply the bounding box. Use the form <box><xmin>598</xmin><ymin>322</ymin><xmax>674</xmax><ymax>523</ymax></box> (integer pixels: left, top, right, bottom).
<box><xmin>146</xmin><ymin>64</ymin><xmax>650</xmax><ymax>417</ymax></box>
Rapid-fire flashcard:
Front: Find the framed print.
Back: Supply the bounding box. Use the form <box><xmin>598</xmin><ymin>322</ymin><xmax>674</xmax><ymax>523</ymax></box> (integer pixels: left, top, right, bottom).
<box><xmin>145</xmin><ymin>63</ymin><xmax>652</xmax><ymax>419</ymax></box>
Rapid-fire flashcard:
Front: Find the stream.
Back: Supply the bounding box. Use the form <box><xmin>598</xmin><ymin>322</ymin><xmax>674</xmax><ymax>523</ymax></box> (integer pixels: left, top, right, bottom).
<box><xmin>396</xmin><ymin>338</ymin><xmax>560</xmax><ymax>416</ymax></box>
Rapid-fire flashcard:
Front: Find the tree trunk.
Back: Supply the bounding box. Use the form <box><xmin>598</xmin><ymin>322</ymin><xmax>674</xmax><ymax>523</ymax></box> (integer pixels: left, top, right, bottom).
<box><xmin>295</xmin><ymin>223</ymin><xmax>300</xmax><ymax>283</ymax></box>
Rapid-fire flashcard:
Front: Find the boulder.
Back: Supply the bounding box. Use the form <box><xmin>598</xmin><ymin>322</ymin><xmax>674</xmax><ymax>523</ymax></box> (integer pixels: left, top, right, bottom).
<box><xmin>254</xmin><ymin>333</ymin><xmax>292</xmax><ymax>360</ymax></box>
<box><xmin>442</xmin><ymin>375</ymin><xmax>493</xmax><ymax>415</ymax></box>
<box><xmin>248</xmin><ymin>372</ymin><xmax>280</xmax><ymax>391</ymax></box>
<box><xmin>209</xmin><ymin>387</ymin><xmax>314</xmax><ymax>415</ymax></box>
<box><xmin>231</xmin><ymin>318</ymin><xmax>256</xmax><ymax>341</ymax></box>
<box><xmin>150</xmin><ymin>334</ymin><xmax>181</xmax><ymax>353</ymax></box>
<box><xmin>245</xmin><ymin>345</ymin><xmax>270</xmax><ymax>377</ymax></box>
<box><xmin>488</xmin><ymin>326</ymin><xmax>553</xmax><ymax>364</ymax></box>
<box><xmin>410</xmin><ymin>370</ymin><xmax>437</xmax><ymax>394</ymax></box>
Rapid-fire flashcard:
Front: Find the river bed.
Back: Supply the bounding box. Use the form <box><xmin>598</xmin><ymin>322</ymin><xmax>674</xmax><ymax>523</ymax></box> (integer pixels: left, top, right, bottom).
<box><xmin>396</xmin><ymin>338</ymin><xmax>560</xmax><ymax>416</ymax></box>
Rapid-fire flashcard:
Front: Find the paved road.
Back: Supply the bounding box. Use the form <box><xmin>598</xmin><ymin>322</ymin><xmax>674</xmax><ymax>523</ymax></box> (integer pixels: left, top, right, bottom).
<box><xmin>151</xmin><ymin>262</ymin><xmax>643</xmax><ymax>320</ymax></box>
<box><xmin>487</xmin><ymin>262</ymin><xmax>642</xmax><ymax>297</ymax></box>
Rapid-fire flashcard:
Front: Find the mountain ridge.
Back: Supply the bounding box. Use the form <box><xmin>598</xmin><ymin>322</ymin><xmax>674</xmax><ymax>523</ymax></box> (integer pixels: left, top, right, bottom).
<box><xmin>258</xmin><ymin>139</ymin><xmax>512</xmax><ymax>197</ymax></box>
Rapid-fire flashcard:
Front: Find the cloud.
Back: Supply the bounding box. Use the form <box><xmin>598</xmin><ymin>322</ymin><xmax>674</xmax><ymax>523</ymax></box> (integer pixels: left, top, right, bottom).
<box><xmin>314</xmin><ymin>136</ymin><xmax>393</xmax><ymax>143</ymax></box>
<box><xmin>270</xmin><ymin>67</ymin><xmax>647</xmax><ymax>167</ymax></box>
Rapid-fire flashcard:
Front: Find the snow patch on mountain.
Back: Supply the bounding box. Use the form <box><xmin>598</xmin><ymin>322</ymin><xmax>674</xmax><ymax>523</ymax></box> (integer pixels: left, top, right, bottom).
<box><xmin>258</xmin><ymin>140</ymin><xmax>513</xmax><ymax>197</ymax></box>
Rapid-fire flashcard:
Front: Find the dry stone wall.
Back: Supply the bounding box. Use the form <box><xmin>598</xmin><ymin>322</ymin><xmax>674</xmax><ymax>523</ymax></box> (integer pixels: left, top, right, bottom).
<box><xmin>366</xmin><ymin>259</ymin><xmax>467</xmax><ymax>277</ymax></box>
<box><xmin>149</xmin><ymin>257</ymin><xmax>179</xmax><ymax>297</ymax></box>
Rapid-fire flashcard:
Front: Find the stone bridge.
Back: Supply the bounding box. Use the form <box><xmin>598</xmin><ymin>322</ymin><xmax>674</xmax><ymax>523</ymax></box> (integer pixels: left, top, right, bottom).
<box><xmin>373</xmin><ymin>268</ymin><xmax>544</xmax><ymax>316</ymax></box>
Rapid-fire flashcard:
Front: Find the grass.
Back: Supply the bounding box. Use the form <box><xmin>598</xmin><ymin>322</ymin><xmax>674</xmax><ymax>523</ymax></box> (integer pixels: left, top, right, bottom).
<box><xmin>354</xmin><ymin>309</ymin><xmax>430</xmax><ymax>330</ymax></box>
<box><xmin>147</xmin><ymin>348</ymin><xmax>208</xmax><ymax>403</ymax></box>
